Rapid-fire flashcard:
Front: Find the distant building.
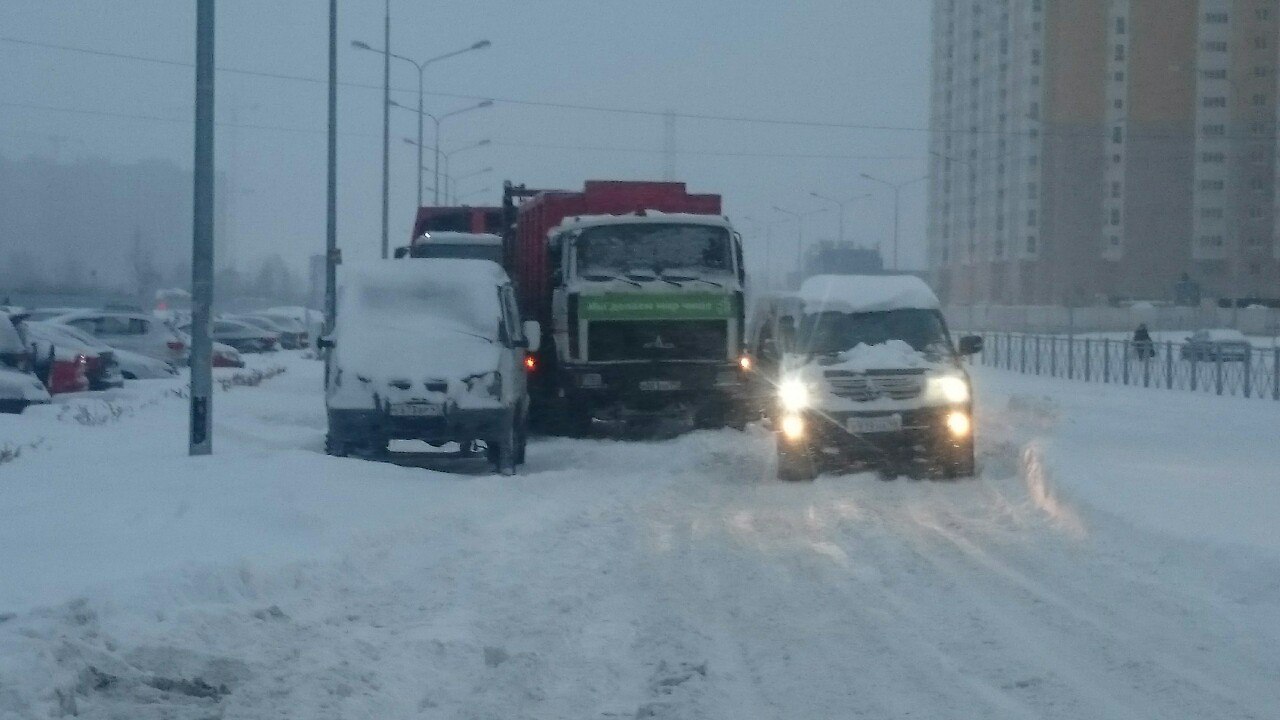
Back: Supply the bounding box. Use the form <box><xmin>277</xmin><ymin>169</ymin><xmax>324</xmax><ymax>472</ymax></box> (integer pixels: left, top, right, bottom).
<box><xmin>803</xmin><ymin>241</ymin><xmax>885</xmax><ymax>277</ymax></box>
<box><xmin>928</xmin><ymin>0</ymin><xmax>1280</xmax><ymax>305</ymax></box>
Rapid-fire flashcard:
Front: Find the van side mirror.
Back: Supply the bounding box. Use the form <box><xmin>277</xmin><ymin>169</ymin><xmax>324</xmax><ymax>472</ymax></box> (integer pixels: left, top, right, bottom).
<box><xmin>522</xmin><ymin>320</ymin><xmax>541</xmax><ymax>353</ymax></box>
<box><xmin>316</xmin><ymin>336</ymin><xmax>335</xmax><ymax>350</ymax></box>
<box><xmin>958</xmin><ymin>335</ymin><xmax>983</xmax><ymax>356</ymax></box>
<box><xmin>393</xmin><ymin>246</ymin><xmax>408</xmax><ymax>259</ymax></box>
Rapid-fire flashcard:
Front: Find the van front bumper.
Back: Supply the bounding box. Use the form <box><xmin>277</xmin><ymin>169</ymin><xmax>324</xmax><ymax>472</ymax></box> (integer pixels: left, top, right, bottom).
<box><xmin>328</xmin><ymin>405</ymin><xmax>513</xmax><ymax>446</ymax></box>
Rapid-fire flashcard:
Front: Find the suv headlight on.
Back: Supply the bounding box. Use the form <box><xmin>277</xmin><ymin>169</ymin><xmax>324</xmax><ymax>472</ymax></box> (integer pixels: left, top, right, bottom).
<box><xmin>778</xmin><ymin>378</ymin><xmax>811</xmax><ymax>411</ymax></box>
<box><xmin>926</xmin><ymin>372</ymin><xmax>970</xmax><ymax>404</ymax></box>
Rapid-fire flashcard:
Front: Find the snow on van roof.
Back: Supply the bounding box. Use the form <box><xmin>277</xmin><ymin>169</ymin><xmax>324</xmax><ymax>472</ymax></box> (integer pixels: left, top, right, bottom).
<box><xmin>798</xmin><ymin>275</ymin><xmax>940</xmax><ymax>314</ymax></box>
<box><xmin>414</xmin><ymin>231</ymin><xmax>502</xmax><ymax>246</ymax></box>
<box><xmin>552</xmin><ymin>211</ymin><xmax>733</xmax><ymax>235</ymax></box>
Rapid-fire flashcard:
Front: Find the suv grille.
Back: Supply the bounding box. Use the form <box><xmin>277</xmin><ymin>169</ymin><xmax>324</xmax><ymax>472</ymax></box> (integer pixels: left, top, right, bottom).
<box><xmin>588</xmin><ymin>320</ymin><xmax>727</xmax><ymax>362</ymax></box>
<box><xmin>824</xmin><ymin>371</ymin><xmax>924</xmax><ymax>401</ymax></box>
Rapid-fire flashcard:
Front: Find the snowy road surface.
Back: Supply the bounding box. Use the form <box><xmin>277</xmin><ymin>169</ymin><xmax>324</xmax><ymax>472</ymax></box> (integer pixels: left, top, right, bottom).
<box><xmin>2</xmin><ymin>354</ymin><xmax>1277</xmax><ymax>718</ymax></box>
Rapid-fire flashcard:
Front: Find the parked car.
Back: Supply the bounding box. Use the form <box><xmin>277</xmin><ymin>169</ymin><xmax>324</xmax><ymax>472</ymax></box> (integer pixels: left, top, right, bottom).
<box><xmin>1180</xmin><ymin>329</ymin><xmax>1252</xmax><ymax>362</ymax></box>
<box><xmin>227</xmin><ymin>314</ymin><xmax>308</xmax><ymax>349</ymax></box>
<box><xmin>212</xmin><ymin>342</ymin><xmax>246</xmax><ymax>368</ymax></box>
<box><xmin>179</xmin><ymin>319</ymin><xmax>279</xmax><ymax>354</ymax></box>
<box><xmin>113</xmin><ymin>348</ymin><xmax>179</xmax><ymax>379</ymax></box>
<box><xmin>263</xmin><ymin>306</ymin><xmax>324</xmax><ymax>345</ymax></box>
<box><xmin>0</xmin><ymin>312</ymin><xmax>52</xmax><ymax>413</ymax></box>
<box><xmin>50</xmin><ymin>311</ymin><xmax>189</xmax><ymax>365</ymax></box>
<box><xmin>323</xmin><ymin>259</ymin><xmax>539</xmax><ymax>475</ymax></box>
<box><xmin>23</xmin><ymin>322</ymin><xmax>125</xmax><ymax>391</ymax></box>
<box><xmin>25</xmin><ymin>307</ymin><xmax>93</xmax><ymax>322</ymax></box>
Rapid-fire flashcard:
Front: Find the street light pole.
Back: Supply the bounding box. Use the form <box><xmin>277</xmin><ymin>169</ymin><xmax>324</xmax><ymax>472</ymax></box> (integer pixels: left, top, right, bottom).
<box><xmin>773</xmin><ymin>205</ymin><xmax>827</xmax><ymax>287</ymax></box>
<box><xmin>325</xmin><ymin>0</ymin><xmax>338</xmax><ymax>335</ymax></box>
<box><xmin>407</xmin><ymin>137</ymin><xmax>491</xmax><ymax>204</ymax></box>
<box><xmin>392</xmin><ymin>98</ymin><xmax>492</xmax><ymax>204</ymax></box>
<box><xmin>189</xmin><ymin>0</ymin><xmax>215</xmax><ymax>455</ymax></box>
<box><xmin>355</xmin><ymin>40</ymin><xmax>491</xmax><ymax>208</ymax></box>
<box><xmin>861</xmin><ymin>173</ymin><xmax>928</xmax><ymax>270</ymax></box>
<box><xmin>380</xmin><ymin>0</ymin><xmax>390</xmax><ymax>259</ymax></box>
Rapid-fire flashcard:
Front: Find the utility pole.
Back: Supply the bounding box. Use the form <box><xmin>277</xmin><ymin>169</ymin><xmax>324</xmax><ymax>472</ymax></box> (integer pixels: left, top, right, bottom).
<box><xmin>380</xmin><ymin>0</ymin><xmax>390</xmax><ymax>259</ymax></box>
<box><xmin>189</xmin><ymin>0</ymin><xmax>215</xmax><ymax>456</ymax></box>
<box><xmin>325</xmin><ymin>0</ymin><xmax>338</xmax><ymax>334</ymax></box>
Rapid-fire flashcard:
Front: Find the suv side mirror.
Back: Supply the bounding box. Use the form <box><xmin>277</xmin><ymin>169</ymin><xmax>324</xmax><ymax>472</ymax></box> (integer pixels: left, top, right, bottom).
<box><xmin>958</xmin><ymin>335</ymin><xmax>983</xmax><ymax>356</ymax></box>
<box><xmin>522</xmin><ymin>320</ymin><xmax>541</xmax><ymax>353</ymax></box>
<box><xmin>316</xmin><ymin>336</ymin><xmax>335</xmax><ymax>350</ymax></box>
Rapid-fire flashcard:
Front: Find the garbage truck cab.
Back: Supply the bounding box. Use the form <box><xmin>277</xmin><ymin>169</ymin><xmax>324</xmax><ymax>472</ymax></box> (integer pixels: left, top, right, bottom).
<box><xmin>752</xmin><ymin>275</ymin><xmax>983</xmax><ymax>481</ymax></box>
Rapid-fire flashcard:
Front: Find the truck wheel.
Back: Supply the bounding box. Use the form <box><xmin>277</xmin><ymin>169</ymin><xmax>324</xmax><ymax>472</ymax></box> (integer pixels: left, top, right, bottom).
<box><xmin>776</xmin><ymin>438</ymin><xmax>818</xmax><ymax>482</ymax></box>
<box><xmin>488</xmin><ymin>421</ymin><xmax>518</xmax><ymax>476</ymax></box>
<box><xmin>515</xmin><ymin>411</ymin><xmax>529</xmax><ymax>465</ymax></box>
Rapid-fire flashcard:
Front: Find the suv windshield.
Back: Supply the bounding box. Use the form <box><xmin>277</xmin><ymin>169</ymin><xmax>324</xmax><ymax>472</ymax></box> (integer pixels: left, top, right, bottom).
<box><xmin>575</xmin><ymin>223</ymin><xmax>731</xmax><ymax>278</ymax></box>
<box><xmin>797</xmin><ymin>309</ymin><xmax>952</xmax><ymax>357</ymax></box>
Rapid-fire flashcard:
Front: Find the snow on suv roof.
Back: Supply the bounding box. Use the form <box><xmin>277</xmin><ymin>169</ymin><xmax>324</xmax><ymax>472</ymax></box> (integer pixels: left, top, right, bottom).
<box><xmin>414</xmin><ymin>231</ymin><xmax>502</xmax><ymax>246</ymax></box>
<box><xmin>798</xmin><ymin>274</ymin><xmax>941</xmax><ymax>314</ymax></box>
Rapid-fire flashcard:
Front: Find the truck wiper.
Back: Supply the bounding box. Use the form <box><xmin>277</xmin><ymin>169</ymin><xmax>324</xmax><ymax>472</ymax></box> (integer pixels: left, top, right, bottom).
<box><xmin>683</xmin><ymin>277</ymin><xmax>723</xmax><ymax>288</ymax></box>
<box><xmin>582</xmin><ymin>273</ymin><xmax>642</xmax><ymax>287</ymax></box>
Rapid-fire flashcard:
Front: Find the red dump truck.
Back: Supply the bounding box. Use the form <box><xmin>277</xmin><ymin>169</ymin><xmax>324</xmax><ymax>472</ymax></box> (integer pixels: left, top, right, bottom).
<box><xmin>502</xmin><ymin>180</ymin><xmax>749</xmax><ymax>436</ymax></box>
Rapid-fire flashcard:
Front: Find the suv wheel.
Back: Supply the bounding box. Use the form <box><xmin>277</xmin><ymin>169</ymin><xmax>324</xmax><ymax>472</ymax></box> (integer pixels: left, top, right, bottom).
<box><xmin>488</xmin><ymin>420</ymin><xmax>519</xmax><ymax>476</ymax></box>
<box><xmin>776</xmin><ymin>438</ymin><xmax>818</xmax><ymax>482</ymax></box>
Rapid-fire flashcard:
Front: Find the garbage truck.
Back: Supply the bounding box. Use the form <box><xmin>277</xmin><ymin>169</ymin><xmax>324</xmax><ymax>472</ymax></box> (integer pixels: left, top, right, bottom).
<box><xmin>503</xmin><ymin>180</ymin><xmax>750</xmax><ymax>436</ymax></box>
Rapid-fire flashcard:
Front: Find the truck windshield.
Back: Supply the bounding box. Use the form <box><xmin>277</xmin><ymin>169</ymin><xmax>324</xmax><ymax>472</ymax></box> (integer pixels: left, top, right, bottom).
<box><xmin>575</xmin><ymin>223</ymin><xmax>731</xmax><ymax>278</ymax></box>
<box><xmin>796</xmin><ymin>309</ymin><xmax>951</xmax><ymax>357</ymax></box>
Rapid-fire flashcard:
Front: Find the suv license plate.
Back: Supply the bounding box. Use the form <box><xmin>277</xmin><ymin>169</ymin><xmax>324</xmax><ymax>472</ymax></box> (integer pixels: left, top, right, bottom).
<box><xmin>389</xmin><ymin>403</ymin><xmax>443</xmax><ymax>417</ymax></box>
<box><xmin>847</xmin><ymin>414</ymin><xmax>902</xmax><ymax>434</ymax></box>
<box><xmin>640</xmin><ymin>379</ymin><xmax>681</xmax><ymax>392</ymax></box>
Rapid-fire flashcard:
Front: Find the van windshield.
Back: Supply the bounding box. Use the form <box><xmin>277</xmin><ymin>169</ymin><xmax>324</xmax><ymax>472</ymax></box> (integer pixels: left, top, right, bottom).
<box><xmin>796</xmin><ymin>309</ymin><xmax>951</xmax><ymax>357</ymax></box>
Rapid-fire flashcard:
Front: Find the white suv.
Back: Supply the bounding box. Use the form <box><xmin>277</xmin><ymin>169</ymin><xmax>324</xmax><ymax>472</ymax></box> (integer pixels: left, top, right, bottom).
<box><xmin>49</xmin><ymin>311</ymin><xmax>189</xmax><ymax>365</ymax></box>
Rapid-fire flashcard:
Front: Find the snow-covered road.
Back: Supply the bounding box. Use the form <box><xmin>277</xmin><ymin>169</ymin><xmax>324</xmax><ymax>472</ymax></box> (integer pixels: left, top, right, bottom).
<box><xmin>2</xmin><ymin>354</ymin><xmax>1277</xmax><ymax>719</ymax></box>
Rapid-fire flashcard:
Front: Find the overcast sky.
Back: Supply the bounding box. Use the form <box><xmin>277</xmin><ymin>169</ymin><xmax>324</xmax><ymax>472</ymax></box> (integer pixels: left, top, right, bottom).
<box><xmin>0</xmin><ymin>0</ymin><xmax>931</xmax><ymax>281</ymax></box>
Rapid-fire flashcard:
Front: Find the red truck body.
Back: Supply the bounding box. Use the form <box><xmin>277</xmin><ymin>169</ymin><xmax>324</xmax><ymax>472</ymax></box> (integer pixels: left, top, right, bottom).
<box><xmin>508</xmin><ymin>181</ymin><xmax>722</xmax><ymax>324</ymax></box>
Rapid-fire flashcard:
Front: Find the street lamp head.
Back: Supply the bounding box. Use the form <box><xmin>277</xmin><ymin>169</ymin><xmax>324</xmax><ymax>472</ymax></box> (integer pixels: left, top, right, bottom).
<box><xmin>859</xmin><ymin>173</ymin><xmax>874</xmax><ymax>180</ymax></box>
<box><xmin>388</xmin><ymin>99</ymin><xmax>404</xmax><ymax>109</ymax></box>
<box><xmin>351</xmin><ymin>40</ymin><xmax>371</xmax><ymax>50</ymax></box>
<box><xmin>472</xmin><ymin>40</ymin><xmax>492</xmax><ymax>50</ymax></box>
<box><xmin>478</xmin><ymin>100</ymin><xmax>495</xmax><ymax>109</ymax></box>
<box><xmin>477</xmin><ymin>139</ymin><xmax>492</xmax><ymax>147</ymax></box>
<box><xmin>403</xmin><ymin>137</ymin><xmax>417</xmax><ymax>146</ymax></box>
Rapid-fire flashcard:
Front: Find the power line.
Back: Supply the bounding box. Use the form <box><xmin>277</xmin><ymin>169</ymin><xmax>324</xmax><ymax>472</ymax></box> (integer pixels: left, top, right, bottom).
<box><xmin>0</xmin><ymin>100</ymin><xmax>925</xmax><ymax>161</ymax></box>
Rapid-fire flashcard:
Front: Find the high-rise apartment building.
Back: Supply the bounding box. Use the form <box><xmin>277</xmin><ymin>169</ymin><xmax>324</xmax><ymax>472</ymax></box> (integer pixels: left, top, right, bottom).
<box><xmin>929</xmin><ymin>0</ymin><xmax>1280</xmax><ymax>305</ymax></box>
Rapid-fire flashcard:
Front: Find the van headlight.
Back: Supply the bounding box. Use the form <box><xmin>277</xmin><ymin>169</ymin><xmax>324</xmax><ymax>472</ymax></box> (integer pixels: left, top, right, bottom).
<box><xmin>926</xmin><ymin>373</ymin><xmax>970</xmax><ymax>404</ymax></box>
<box><xmin>778</xmin><ymin>378</ymin><xmax>810</xmax><ymax>411</ymax></box>
<box><xmin>466</xmin><ymin>371</ymin><xmax>502</xmax><ymax>398</ymax></box>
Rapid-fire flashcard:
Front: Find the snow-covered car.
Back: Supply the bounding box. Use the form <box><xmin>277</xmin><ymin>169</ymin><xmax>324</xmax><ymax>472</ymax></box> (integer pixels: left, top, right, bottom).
<box><xmin>228</xmin><ymin>313</ymin><xmax>308</xmax><ymax>349</ymax></box>
<box><xmin>23</xmin><ymin>322</ymin><xmax>125</xmax><ymax>391</ymax></box>
<box><xmin>112</xmin><ymin>348</ymin><xmax>179</xmax><ymax>379</ymax></box>
<box><xmin>262</xmin><ymin>306</ymin><xmax>324</xmax><ymax>343</ymax></box>
<box><xmin>212</xmin><ymin>342</ymin><xmax>245</xmax><ymax>368</ymax></box>
<box><xmin>0</xmin><ymin>312</ymin><xmax>52</xmax><ymax>413</ymax></box>
<box><xmin>751</xmin><ymin>275</ymin><xmax>983</xmax><ymax>481</ymax></box>
<box><xmin>1180</xmin><ymin>329</ymin><xmax>1252</xmax><ymax>362</ymax></box>
<box><xmin>50</xmin><ymin>311</ymin><xmax>188</xmax><ymax>365</ymax></box>
<box><xmin>24</xmin><ymin>307</ymin><xmax>93</xmax><ymax>322</ymax></box>
<box><xmin>181</xmin><ymin>319</ymin><xmax>279</xmax><ymax>354</ymax></box>
<box><xmin>322</xmin><ymin>259</ymin><xmax>540</xmax><ymax>474</ymax></box>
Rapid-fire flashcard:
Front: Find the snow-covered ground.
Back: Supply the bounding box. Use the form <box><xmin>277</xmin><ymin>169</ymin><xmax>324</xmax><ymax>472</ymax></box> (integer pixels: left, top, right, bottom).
<box><xmin>1</xmin><ymin>353</ymin><xmax>1277</xmax><ymax>718</ymax></box>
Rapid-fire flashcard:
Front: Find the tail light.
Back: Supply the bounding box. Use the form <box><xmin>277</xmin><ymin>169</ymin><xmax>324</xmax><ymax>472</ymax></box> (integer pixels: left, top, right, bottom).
<box><xmin>167</xmin><ymin>339</ymin><xmax>186</xmax><ymax>352</ymax></box>
<box><xmin>523</xmin><ymin>354</ymin><xmax>537</xmax><ymax>372</ymax></box>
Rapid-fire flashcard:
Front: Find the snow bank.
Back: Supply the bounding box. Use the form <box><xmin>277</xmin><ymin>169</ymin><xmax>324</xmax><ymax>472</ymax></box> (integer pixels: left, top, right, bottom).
<box><xmin>799</xmin><ymin>274</ymin><xmax>940</xmax><ymax>314</ymax></box>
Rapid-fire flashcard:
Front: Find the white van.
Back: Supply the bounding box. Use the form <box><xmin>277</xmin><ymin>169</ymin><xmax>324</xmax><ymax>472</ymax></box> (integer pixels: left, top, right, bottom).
<box><xmin>751</xmin><ymin>275</ymin><xmax>983</xmax><ymax>481</ymax></box>
<box><xmin>321</xmin><ymin>259</ymin><xmax>539</xmax><ymax>475</ymax></box>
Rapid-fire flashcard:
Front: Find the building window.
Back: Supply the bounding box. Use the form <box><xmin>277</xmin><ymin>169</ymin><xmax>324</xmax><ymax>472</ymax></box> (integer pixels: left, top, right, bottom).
<box><xmin>1114</xmin><ymin>98</ymin><xmax>1124</xmax><ymax>110</ymax></box>
<box><xmin>1028</xmin><ymin>209</ymin><xmax>1038</xmax><ymax>226</ymax></box>
<box><xmin>1202</xmin><ymin>124</ymin><xmax>1226</xmax><ymax>137</ymax></box>
<box><xmin>1201</xmin><ymin>207</ymin><xmax>1224</xmax><ymax>219</ymax></box>
<box><xmin>1204</xmin><ymin>12</ymin><xmax>1228</xmax><ymax>23</ymax></box>
<box><xmin>1110</xmin><ymin>235</ymin><xmax>1121</xmax><ymax>246</ymax></box>
<box><xmin>1253</xmin><ymin>94</ymin><xmax>1270</xmax><ymax>107</ymax></box>
<box><xmin>1116</xmin><ymin>17</ymin><xmax>1127</xmax><ymax>35</ymax></box>
<box><xmin>1204</xmin><ymin>40</ymin><xmax>1228</xmax><ymax>52</ymax></box>
<box><xmin>1255</xmin><ymin>36</ymin><xmax>1269</xmax><ymax>50</ymax></box>
<box><xmin>1200</xmin><ymin>179</ymin><xmax>1225</xmax><ymax>191</ymax></box>
<box><xmin>1028</xmin><ymin>182</ymin><xmax>1038</xmax><ymax>199</ymax></box>
<box><xmin>1200</xmin><ymin>152</ymin><xmax>1225</xmax><ymax>163</ymax></box>
<box><xmin>1114</xmin><ymin>44</ymin><xmax>1126</xmax><ymax>61</ymax></box>
<box><xmin>1027</xmin><ymin>235</ymin><xmax>1038</xmax><ymax>253</ymax></box>
<box><xmin>1111</xmin><ymin>181</ymin><xmax>1122</xmax><ymax>198</ymax></box>
<box><xmin>1112</xmin><ymin>126</ymin><xmax>1124</xmax><ymax>143</ymax></box>
<box><xmin>1202</xmin><ymin>96</ymin><xmax>1228</xmax><ymax>108</ymax></box>
<box><xmin>1110</xmin><ymin>209</ymin><xmax>1122</xmax><ymax>225</ymax></box>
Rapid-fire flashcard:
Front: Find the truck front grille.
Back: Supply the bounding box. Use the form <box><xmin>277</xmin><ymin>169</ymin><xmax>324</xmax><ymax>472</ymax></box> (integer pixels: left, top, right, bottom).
<box><xmin>824</xmin><ymin>371</ymin><xmax>923</xmax><ymax>401</ymax></box>
<box><xmin>588</xmin><ymin>320</ymin><xmax>727</xmax><ymax>362</ymax></box>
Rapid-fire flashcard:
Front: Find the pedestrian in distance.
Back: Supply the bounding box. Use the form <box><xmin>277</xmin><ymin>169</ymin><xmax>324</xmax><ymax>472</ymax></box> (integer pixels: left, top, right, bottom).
<box><xmin>1133</xmin><ymin>323</ymin><xmax>1155</xmax><ymax>360</ymax></box>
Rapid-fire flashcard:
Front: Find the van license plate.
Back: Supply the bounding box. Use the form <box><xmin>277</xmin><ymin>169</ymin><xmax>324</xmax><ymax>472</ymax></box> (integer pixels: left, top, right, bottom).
<box><xmin>389</xmin><ymin>403</ymin><xmax>443</xmax><ymax>417</ymax></box>
<box><xmin>640</xmin><ymin>380</ymin><xmax>681</xmax><ymax>392</ymax></box>
<box><xmin>846</xmin><ymin>414</ymin><xmax>902</xmax><ymax>434</ymax></box>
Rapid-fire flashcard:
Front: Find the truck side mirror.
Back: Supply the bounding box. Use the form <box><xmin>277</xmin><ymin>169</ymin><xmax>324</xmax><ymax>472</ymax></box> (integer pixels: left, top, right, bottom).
<box><xmin>316</xmin><ymin>336</ymin><xmax>335</xmax><ymax>350</ymax></box>
<box><xmin>958</xmin><ymin>335</ymin><xmax>983</xmax><ymax>356</ymax></box>
<box><xmin>522</xmin><ymin>320</ymin><xmax>541</xmax><ymax>353</ymax></box>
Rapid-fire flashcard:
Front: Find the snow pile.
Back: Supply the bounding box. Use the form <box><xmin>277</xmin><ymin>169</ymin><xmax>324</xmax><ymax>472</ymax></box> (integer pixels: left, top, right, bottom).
<box><xmin>799</xmin><ymin>274</ymin><xmax>940</xmax><ymax>314</ymax></box>
<box><xmin>823</xmin><ymin>339</ymin><xmax>931</xmax><ymax>371</ymax></box>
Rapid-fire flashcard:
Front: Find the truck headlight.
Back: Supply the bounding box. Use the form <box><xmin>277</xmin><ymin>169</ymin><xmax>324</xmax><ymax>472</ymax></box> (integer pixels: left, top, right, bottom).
<box><xmin>926</xmin><ymin>373</ymin><xmax>970</xmax><ymax>404</ymax></box>
<box><xmin>466</xmin><ymin>371</ymin><xmax>502</xmax><ymax>397</ymax></box>
<box><xmin>780</xmin><ymin>414</ymin><xmax>806</xmax><ymax>441</ymax></box>
<box><xmin>946</xmin><ymin>411</ymin><xmax>972</xmax><ymax>437</ymax></box>
<box><xmin>778</xmin><ymin>378</ymin><xmax>810</xmax><ymax>411</ymax></box>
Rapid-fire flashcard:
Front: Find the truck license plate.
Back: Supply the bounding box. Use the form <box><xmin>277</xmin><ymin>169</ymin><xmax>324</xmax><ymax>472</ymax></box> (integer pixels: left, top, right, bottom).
<box><xmin>846</xmin><ymin>414</ymin><xmax>902</xmax><ymax>434</ymax></box>
<box><xmin>389</xmin><ymin>403</ymin><xmax>443</xmax><ymax>417</ymax></box>
<box><xmin>640</xmin><ymin>379</ymin><xmax>681</xmax><ymax>392</ymax></box>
